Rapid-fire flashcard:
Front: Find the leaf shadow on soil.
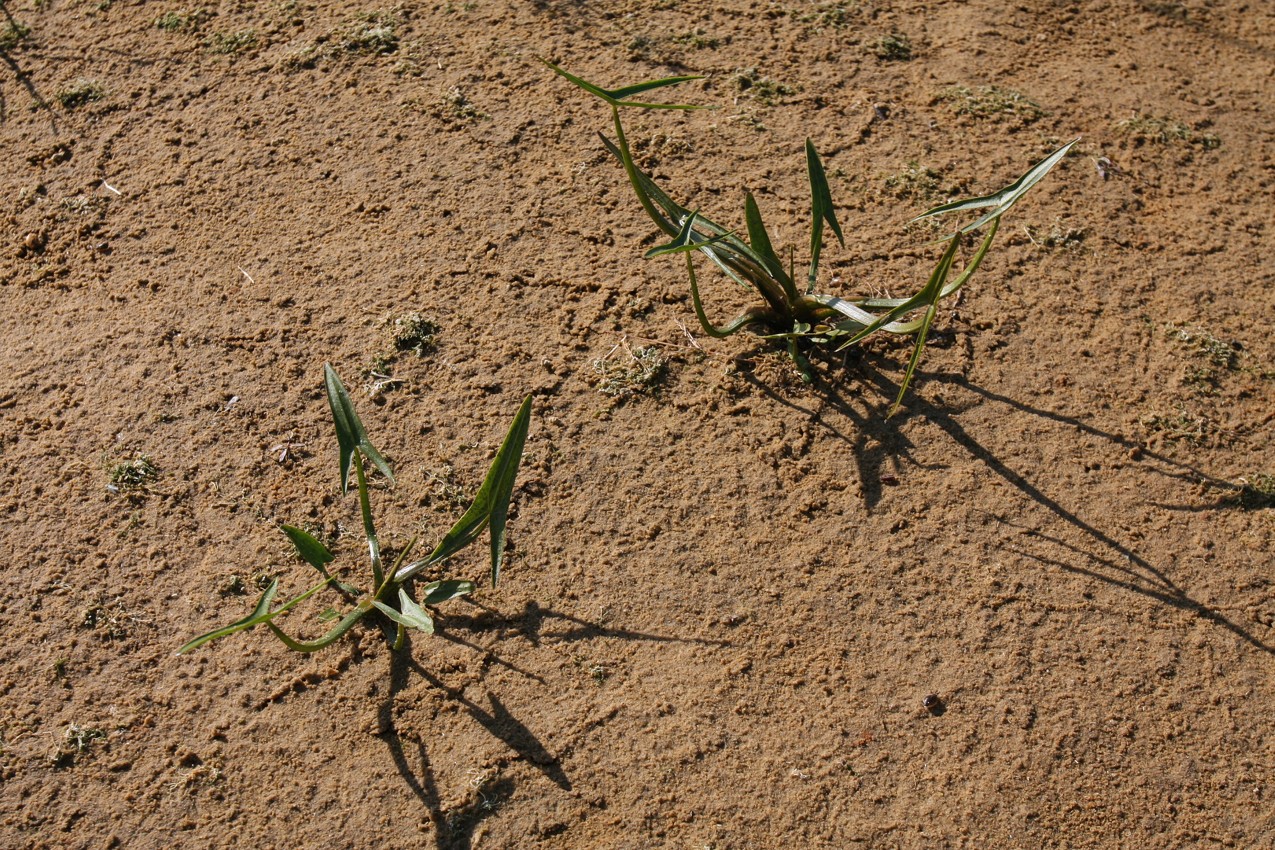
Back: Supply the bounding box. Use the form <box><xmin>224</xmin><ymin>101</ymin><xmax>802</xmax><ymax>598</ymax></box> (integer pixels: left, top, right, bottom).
<box><xmin>0</xmin><ymin>3</ymin><xmax>57</xmax><ymax>131</ymax></box>
<box><xmin>848</xmin><ymin>364</ymin><xmax>1272</xmax><ymax>655</ymax></box>
<box><xmin>736</xmin><ymin>347</ymin><xmax>1270</xmax><ymax>654</ymax></box>
<box><xmin>733</xmin><ymin>347</ymin><xmax>936</xmax><ymax>510</ymax></box>
<box><xmin>376</xmin><ymin>604</ymin><xmax>728</xmax><ymax>847</ymax></box>
<box><xmin>377</xmin><ymin>643</ymin><xmax>561</xmax><ymax>850</ymax></box>
<box><xmin>914</xmin><ymin>375</ymin><xmax>1272</xmax><ymax>655</ymax></box>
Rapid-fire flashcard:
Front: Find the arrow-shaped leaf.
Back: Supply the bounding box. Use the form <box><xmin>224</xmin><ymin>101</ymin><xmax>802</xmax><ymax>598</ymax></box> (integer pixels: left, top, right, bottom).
<box><xmin>372</xmin><ymin>589</ymin><xmax>435</xmax><ymax>634</ymax></box>
<box><xmin>913</xmin><ymin>138</ymin><xmax>1078</xmax><ymax>234</ymax></box>
<box><xmin>177</xmin><ymin>577</ymin><xmax>332</xmax><ymax>654</ymax></box>
<box><xmin>543</xmin><ymin>59</ymin><xmax>707</xmax><ymax>110</ymax></box>
<box><xmin>395</xmin><ymin>396</ymin><xmax>532</xmax><ymax>586</ymax></box>
<box><xmin>806</xmin><ymin>139</ymin><xmax>845</xmax><ymax>293</ymax></box>
<box><xmin>324</xmin><ymin>364</ymin><xmax>394</xmax><ymax>494</ymax></box>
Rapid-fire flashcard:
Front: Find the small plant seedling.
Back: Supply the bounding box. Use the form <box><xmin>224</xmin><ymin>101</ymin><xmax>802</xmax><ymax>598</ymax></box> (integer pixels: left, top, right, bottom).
<box><xmin>936</xmin><ymin>85</ymin><xmax>1044</xmax><ymax>124</ymax></box>
<box><xmin>546</xmin><ymin>60</ymin><xmax>1076</xmax><ymax>412</ymax></box>
<box><xmin>673</xmin><ymin>29</ymin><xmax>720</xmax><ymax>49</ymax></box>
<box><xmin>0</xmin><ymin>18</ymin><xmax>31</xmax><ymax>50</ymax></box>
<box><xmin>1140</xmin><ymin>406</ymin><xmax>1206</xmax><ymax>444</ymax></box>
<box><xmin>593</xmin><ymin>342</ymin><xmax>666</xmax><ymax>401</ymax></box>
<box><xmin>732</xmin><ymin>67</ymin><xmax>794</xmax><ymax>106</ymax></box>
<box><xmin>284</xmin><ymin>10</ymin><xmax>402</xmax><ymax>68</ymax></box>
<box><xmin>870</xmin><ymin>33</ymin><xmax>912</xmax><ymax>61</ymax></box>
<box><xmin>882</xmin><ymin>162</ymin><xmax>944</xmax><ymax>202</ymax></box>
<box><xmin>339</xmin><ymin>11</ymin><xmax>399</xmax><ymax>54</ymax></box>
<box><xmin>154</xmin><ymin>9</ymin><xmax>210</xmax><ymax>33</ymax></box>
<box><xmin>55</xmin><ymin>79</ymin><xmax>104</xmax><ymax>110</ymax></box>
<box><xmin>1115</xmin><ymin>113</ymin><xmax>1220</xmax><ymax>149</ymax></box>
<box><xmin>205</xmin><ymin>29</ymin><xmax>258</xmax><ymax>55</ymax></box>
<box><xmin>108</xmin><ymin>455</ymin><xmax>159</xmax><ymax>491</ymax></box>
<box><xmin>1229</xmin><ymin>474</ymin><xmax>1275</xmax><ymax>510</ymax></box>
<box><xmin>439</xmin><ymin>86</ymin><xmax>487</xmax><ymax>124</ymax></box>
<box><xmin>1167</xmin><ymin>325</ymin><xmax>1238</xmax><ymax>369</ymax></box>
<box><xmin>178</xmin><ymin>366</ymin><xmax>531</xmax><ymax>655</ymax></box>
<box><xmin>53</xmin><ymin>724</ymin><xmax>105</xmax><ymax>767</ymax></box>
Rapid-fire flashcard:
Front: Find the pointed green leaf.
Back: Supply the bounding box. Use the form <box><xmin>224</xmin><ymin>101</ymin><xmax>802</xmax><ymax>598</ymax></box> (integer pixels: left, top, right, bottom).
<box><xmin>806</xmin><ymin>139</ymin><xmax>844</xmax><ymax>293</ymax></box>
<box><xmin>277</xmin><ymin>525</ymin><xmax>359</xmax><ymax>598</ymax></box>
<box><xmin>644</xmin><ymin>212</ymin><xmax>734</xmax><ymax>258</ymax></box>
<box><xmin>744</xmin><ymin>193</ymin><xmax>785</xmax><ymax>279</ymax></box>
<box><xmin>913</xmin><ymin>138</ymin><xmax>1078</xmax><ymax>233</ymax></box>
<box><xmin>398</xmin><ymin>588</ymin><xmax>437</xmax><ymax>630</ymax></box>
<box><xmin>419</xmin><ymin>579</ymin><xmax>476</xmax><ymax>605</ymax></box>
<box><xmin>324</xmin><ymin>365</ymin><xmax>395</xmax><ymax>494</ymax></box>
<box><xmin>281</xmin><ymin>523</ymin><xmax>363</xmax><ymax>596</ymax></box>
<box><xmin>395</xmin><ymin>396</ymin><xmax>532</xmax><ymax>586</ymax></box>
<box><xmin>281</xmin><ymin>525</ymin><xmax>334</xmax><ymax>571</ymax></box>
<box><xmin>266</xmin><ymin>602</ymin><xmax>371</xmax><ymax>653</ymax></box>
<box><xmin>835</xmin><ymin>234</ymin><xmax>963</xmax><ymax>350</ymax></box>
<box><xmin>176</xmin><ymin>576</ymin><xmax>332</xmax><ymax>654</ymax></box>
<box><xmin>372</xmin><ymin>591</ymin><xmax>434</xmax><ymax>633</ymax></box>
<box><xmin>542</xmin><ymin>59</ymin><xmax>707</xmax><ymax>110</ymax></box>
<box><xmin>889</xmin><ymin>301</ymin><xmax>941</xmax><ymax>417</ymax></box>
<box><xmin>485</xmin><ymin>395</ymin><xmax>532</xmax><ymax>589</ymax></box>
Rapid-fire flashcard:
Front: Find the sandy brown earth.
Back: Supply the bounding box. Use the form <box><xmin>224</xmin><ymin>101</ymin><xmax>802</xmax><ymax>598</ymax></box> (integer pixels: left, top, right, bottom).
<box><xmin>1</xmin><ymin>0</ymin><xmax>1273</xmax><ymax>847</ymax></box>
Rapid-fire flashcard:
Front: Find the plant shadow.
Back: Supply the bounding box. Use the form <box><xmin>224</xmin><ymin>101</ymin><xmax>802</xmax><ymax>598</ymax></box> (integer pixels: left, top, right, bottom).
<box><xmin>377</xmin><ymin>637</ymin><xmax>566</xmax><ymax>850</ymax></box>
<box><xmin>0</xmin><ymin>2</ymin><xmax>57</xmax><ymax>131</ymax></box>
<box><xmin>896</xmin><ymin>371</ymin><xmax>1271</xmax><ymax>655</ymax></box>
<box><xmin>735</xmin><ymin>347</ymin><xmax>1270</xmax><ymax>654</ymax></box>
<box><xmin>733</xmin><ymin>341</ymin><xmax>938</xmax><ymax>509</ymax></box>
<box><xmin>378</xmin><ymin>604</ymin><xmax>721</xmax><ymax>846</ymax></box>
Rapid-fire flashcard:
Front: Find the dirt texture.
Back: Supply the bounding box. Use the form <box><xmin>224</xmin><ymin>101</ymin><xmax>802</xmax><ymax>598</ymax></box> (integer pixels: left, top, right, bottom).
<box><xmin>1</xmin><ymin>0</ymin><xmax>1273</xmax><ymax>847</ymax></box>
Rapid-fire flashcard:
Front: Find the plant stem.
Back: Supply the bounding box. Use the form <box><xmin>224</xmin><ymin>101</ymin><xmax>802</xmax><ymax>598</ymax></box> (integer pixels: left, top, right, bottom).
<box><xmin>353</xmin><ymin>451</ymin><xmax>384</xmax><ymax>588</ymax></box>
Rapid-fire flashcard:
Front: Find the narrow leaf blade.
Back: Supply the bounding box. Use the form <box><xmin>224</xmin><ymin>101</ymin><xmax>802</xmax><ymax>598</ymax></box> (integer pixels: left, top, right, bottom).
<box><xmin>912</xmin><ymin>138</ymin><xmax>1078</xmax><ymax>232</ymax></box>
<box><xmin>177</xmin><ymin>580</ymin><xmax>281</xmax><ymax>654</ymax></box>
<box><xmin>419</xmin><ymin>579</ymin><xmax>477</xmax><ymax>605</ymax></box>
<box><xmin>644</xmin><ymin>211</ymin><xmax>734</xmax><ymax>258</ymax></box>
<box><xmin>324</xmin><ymin>364</ymin><xmax>360</xmax><ymax>494</ymax></box>
<box><xmin>744</xmin><ymin>192</ymin><xmax>791</xmax><ymax>289</ymax></box>
<box><xmin>486</xmin><ymin>395</ymin><xmax>532</xmax><ymax>588</ymax></box>
<box><xmin>805</xmin><ymin>139</ymin><xmax>844</xmax><ymax>292</ymax></box>
<box><xmin>541</xmin><ymin>59</ymin><xmax>706</xmax><ymax>110</ymax></box>
<box><xmin>394</xmin><ymin>396</ymin><xmax>532</xmax><ymax>584</ymax></box>
<box><xmin>281</xmin><ymin>525</ymin><xmax>335</xmax><ymax>571</ymax></box>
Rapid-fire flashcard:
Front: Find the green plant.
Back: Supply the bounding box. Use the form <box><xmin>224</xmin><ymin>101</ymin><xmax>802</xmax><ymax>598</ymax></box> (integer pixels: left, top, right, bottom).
<box><xmin>339</xmin><ymin>11</ymin><xmax>399</xmax><ymax>54</ymax></box>
<box><xmin>1140</xmin><ymin>406</ymin><xmax>1206</xmax><ymax>444</ymax></box>
<box><xmin>108</xmin><ymin>455</ymin><xmax>158</xmax><ymax>490</ymax></box>
<box><xmin>0</xmin><ymin>18</ymin><xmax>30</xmax><ymax>50</ymax></box>
<box><xmin>1229</xmin><ymin>473</ymin><xmax>1275</xmax><ymax>510</ymax></box>
<box><xmin>594</xmin><ymin>342</ymin><xmax>666</xmax><ymax>401</ymax></box>
<box><xmin>870</xmin><ymin>33</ymin><xmax>912</xmax><ymax>61</ymax></box>
<box><xmin>673</xmin><ymin>29</ymin><xmax>719</xmax><ymax>49</ymax></box>
<box><xmin>937</xmin><ymin>85</ymin><xmax>1043</xmax><ymax>124</ymax></box>
<box><xmin>205</xmin><ymin>28</ymin><xmax>258</xmax><ymax>55</ymax></box>
<box><xmin>155</xmin><ymin>9</ymin><xmax>210</xmax><ymax>32</ymax></box>
<box><xmin>546</xmin><ymin>61</ymin><xmax>1076</xmax><ymax>412</ymax></box>
<box><xmin>178</xmin><ymin>366</ymin><xmax>531</xmax><ymax>655</ymax></box>
<box><xmin>882</xmin><ymin>162</ymin><xmax>944</xmax><ymax>202</ymax></box>
<box><xmin>732</xmin><ymin>67</ymin><xmax>794</xmax><ymax>106</ymax></box>
<box><xmin>56</xmin><ymin>79</ymin><xmax>104</xmax><ymax>110</ymax></box>
<box><xmin>1115</xmin><ymin>113</ymin><xmax>1220</xmax><ymax>149</ymax></box>
<box><xmin>53</xmin><ymin>724</ymin><xmax>105</xmax><ymax>766</ymax></box>
<box><xmin>795</xmin><ymin>3</ymin><xmax>856</xmax><ymax>29</ymax></box>
<box><xmin>439</xmin><ymin>86</ymin><xmax>486</xmax><ymax>123</ymax></box>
